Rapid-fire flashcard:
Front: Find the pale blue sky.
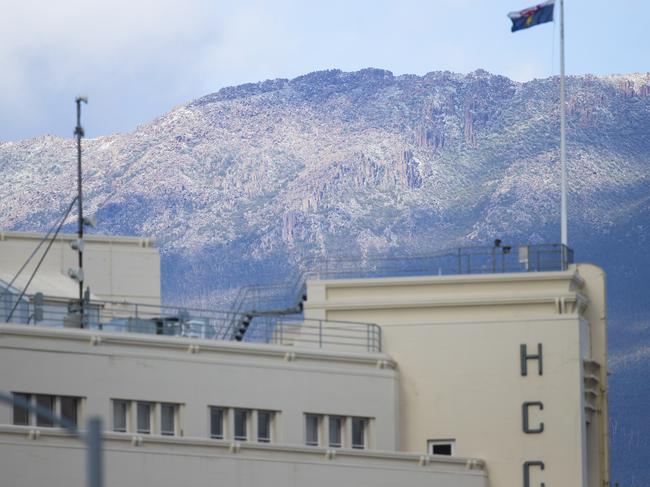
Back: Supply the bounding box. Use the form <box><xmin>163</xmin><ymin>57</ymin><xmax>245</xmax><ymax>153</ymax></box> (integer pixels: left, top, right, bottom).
<box><xmin>1</xmin><ymin>0</ymin><xmax>647</xmax><ymax>141</ymax></box>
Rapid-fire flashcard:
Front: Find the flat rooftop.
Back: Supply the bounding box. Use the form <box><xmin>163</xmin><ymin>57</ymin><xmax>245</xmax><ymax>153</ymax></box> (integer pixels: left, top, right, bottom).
<box><xmin>1</xmin><ymin>241</ymin><xmax>572</xmax><ymax>354</ymax></box>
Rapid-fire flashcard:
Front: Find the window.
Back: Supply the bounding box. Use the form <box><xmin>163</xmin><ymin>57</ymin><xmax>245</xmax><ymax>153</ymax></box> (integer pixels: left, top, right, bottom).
<box><xmin>35</xmin><ymin>395</ymin><xmax>55</xmax><ymax>427</ymax></box>
<box><xmin>12</xmin><ymin>393</ymin><xmax>30</xmax><ymax>426</ymax></box>
<box><xmin>428</xmin><ymin>439</ymin><xmax>455</xmax><ymax>456</ymax></box>
<box><xmin>13</xmin><ymin>393</ymin><xmax>81</xmax><ymax>428</ymax></box>
<box><xmin>234</xmin><ymin>409</ymin><xmax>248</xmax><ymax>441</ymax></box>
<box><xmin>351</xmin><ymin>417</ymin><xmax>368</xmax><ymax>449</ymax></box>
<box><xmin>114</xmin><ymin>400</ymin><xmax>181</xmax><ymax>435</ymax></box>
<box><xmin>305</xmin><ymin>414</ymin><xmax>320</xmax><ymax>446</ymax></box>
<box><xmin>328</xmin><ymin>416</ymin><xmax>343</xmax><ymax>448</ymax></box>
<box><xmin>60</xmin><ymin>396</ymin><xmax>78</xmax><ymax>428</ymax></box>
<box><xmin>113</xmin><ymin>400</ymin><xmax>128</xmax><ymax>432</ymax></box>
<box><xmin>210</xmin><ymin>407</ymin><xmax>225</xmax><ymax>439</ymax></box>
<box><xmin>137</xmin><ymin>402</ymin><xmax>152</xmax><ymax>434</ymax></box>
<box><xmin>210</xmin><ymin>407</ymin><xmax>276</xmax><ymax>442</ymax></box>
<box><xmin>257</xmin><ymin>411</ymin><xmax>272</xmax><ymax>443</ymax></box>
<box><xmin>306</xmin><ymin>413</ymin><xmax>373</xmax><ymax>449</ymax></box>
<box><xmin>161</xmin><ymin>403</ymin><xmax>176</xmax><ymax>436</ymax></box>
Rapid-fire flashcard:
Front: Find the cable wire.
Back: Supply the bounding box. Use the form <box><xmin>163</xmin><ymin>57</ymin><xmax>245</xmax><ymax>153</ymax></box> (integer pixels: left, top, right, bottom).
<box><xmin>5</xmin><ymin>196</ymin><xmax>78</xmax><ymax>322</ymax></box>
<box><xmin>0</xmin><ymin>204</ymin><xmax>72</xmax><ymax>302</ymax></box>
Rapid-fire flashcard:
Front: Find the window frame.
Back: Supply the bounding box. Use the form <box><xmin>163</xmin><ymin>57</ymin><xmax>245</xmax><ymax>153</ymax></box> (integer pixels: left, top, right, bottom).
<box><xmin>305</xmin><ymin>414</ymin><xmax>320</xmax><ymax>446</ymax></box>
<box><xmin>209</xmin><ymin>406</ymin><xmax>225</xmax><ymax>440</ymax></box>
<box><xmin>328</xmin><ymin>416</ymin><xmax>343</xmax><ymax>448</ymax></box>
<box><xmin>427</xmin><ymin>439</ymin><xmax>456</xmax><ymax>456</ymax></box>
<box><xmin>234</xmin><ymin>408</ymin><xmax>248</xmax><ymax>441</ymax></box>
<box><xmin>136</xmin><ymin>401</ymin><xmax>152</xmax><ymax>434</ymax></box>
<box><xmin>257</xmin><ymin>410</ymin><xmax>273</xmax><ymax>443</ymax></box>
<box><xmin>12</xmin><ymin>393</ymin><xmax>30</xmax><ymax>426</ymax></box>
<box><xmin>160</xmin><ymin>403</ymin><xmax>176</xmax><ymax>436</ymax></box>
<box><xmin>13</xmin><ymin>393</ymin><xmax>83</xmax><ymax>428</ymax></box>
<box><xmin>60</xmin><ymin>396</ymin><xmax>79</xmax><ymax>428</ymax></box>
<box><xmin>35</xmin><ymin>394</ymin><xmax>55</xmax><ymax>427</ymax></box>
<box><xmin>351</xmin><ymin>417</ymin><xmax>368</xmax><ymax>449</ymax></box>
<box><xmin>112</xmin><ymin>399</ymin><xmax>129</xmax><ymax>433</ymax></box>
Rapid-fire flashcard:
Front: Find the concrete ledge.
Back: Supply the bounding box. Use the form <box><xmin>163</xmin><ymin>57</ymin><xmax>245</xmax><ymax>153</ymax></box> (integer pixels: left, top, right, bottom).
<box><xmin>305</xmin><ymin>292</ymin><xmax>588</xmax><ymax>312</ymax></box>
<box><xmin>311</xmin><ymin>268</ymin><xmax>584</xmax><ymax>288</ymax></box>
<box><xmin>0</xmin><ymin>426</ymin><xmax>486</xmax><ymax>474</ymax></box>
<box><xmin>0</xmin><ymin>323</ymin><xmax>397</xmax><ymax>369</ymax></box>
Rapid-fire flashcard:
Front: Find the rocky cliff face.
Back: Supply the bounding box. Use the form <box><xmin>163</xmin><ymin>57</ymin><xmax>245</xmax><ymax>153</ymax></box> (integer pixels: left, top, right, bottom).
<box><xmin>2</xmin><ymin>69</ymin><xmax>648</xmax><ymax>260</ymax></box>
<box><xmin>1</xmin><ymin>68</ymin><xmax>649</xmax><ymax>483</ymax></box>
<box><xmin>2</xmin><ymin>68</ymin><xmax>649</xmax><ymax>295</ymax></box>
<box><xmin>2</xmin><ymin>68</ymin><xmax>649</xmax><ymax>305</ymax></box>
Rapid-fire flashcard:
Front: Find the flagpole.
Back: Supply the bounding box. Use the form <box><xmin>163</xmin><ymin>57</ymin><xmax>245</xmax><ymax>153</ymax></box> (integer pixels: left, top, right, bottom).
<box><xmin>559</xmin><ymin>0</ymin><xmax>568</xmax><ymax>247</ymax></box>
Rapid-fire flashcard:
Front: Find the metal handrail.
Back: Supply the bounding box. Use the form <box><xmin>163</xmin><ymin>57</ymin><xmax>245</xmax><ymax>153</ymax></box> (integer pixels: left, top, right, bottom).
<box><xmin>0</xmin><ymin>294</ymin><xmax>381</xmax><ymax>353</ymax></box>
<box><xmin>226</xmin><ymin>243</ymin><xmax>573</xmax><ymax>335</ymax></box>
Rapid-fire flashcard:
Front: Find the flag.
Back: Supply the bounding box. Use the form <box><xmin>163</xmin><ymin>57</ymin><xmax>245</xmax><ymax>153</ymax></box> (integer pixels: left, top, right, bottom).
<box><xmin>508</xmin><ymin>0</ymin><xmax>555</xmax><ymax>32</ymax></box>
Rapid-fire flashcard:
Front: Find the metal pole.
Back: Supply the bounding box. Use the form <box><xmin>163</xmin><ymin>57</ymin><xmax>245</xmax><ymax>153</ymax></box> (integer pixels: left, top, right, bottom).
<box><xmin>0</xmin><ymin>392</ymin><xmax>104</xmax><ymax>487</ymax></box>
<box><xmin>74</xmin><ymin>97</ymin><xmax>88</xmax><ymax>327</ymax></box>
<box><xmin>86</xmin><ymin>417</ymin><xmax>103</xmax><ymax>487</ymax></box>
<box><xmin>559</xmin><ymin>0</ymin><xmax>568</xmax><ymax>247</ymax></box>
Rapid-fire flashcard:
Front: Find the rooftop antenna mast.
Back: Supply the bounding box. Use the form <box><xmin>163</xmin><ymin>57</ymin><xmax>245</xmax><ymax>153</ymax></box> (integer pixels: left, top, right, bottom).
<box><xmin>559</xmin><ymin>0</ymin><xmax>568</xmax><ymax>248</ymax></box>
<box><xmin>74</xmin><ymin>96</ymin><xmax>88</xmax><ymax>327</ymax></box>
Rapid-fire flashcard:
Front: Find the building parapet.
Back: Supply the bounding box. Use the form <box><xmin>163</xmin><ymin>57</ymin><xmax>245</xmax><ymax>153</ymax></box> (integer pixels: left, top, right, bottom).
<box><xmin>228</xmin><ymin>243</ymin><xmax>574</xmax><ymax>329</ymax></box>
<box><xmin>0</xmin><ymin>231</ymin><xmax>156</xmax><ymax>248</ymax></box>
<box><xmin>0</xmin><ymin>323</ymin><xmax>391</xmax><ymax>367</ymax></box>
<box><xmin>0</xmin><ymin>425</ymin><xmax>486</xmax><ymax>475</ymax></box>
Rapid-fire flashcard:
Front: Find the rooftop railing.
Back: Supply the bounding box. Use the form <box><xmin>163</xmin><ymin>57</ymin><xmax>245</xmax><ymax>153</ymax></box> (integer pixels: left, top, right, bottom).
<box><xmin>0</xmin><ymin>295</ymin><xmax>381</xmax><ymax>353</ymax></box>
<box><xmin>312</xmin><ymin>243</ymin><xmax>574</xmax><ymax>281</ymax></box>
<box><xmin>231</xmin><ymin>315</ymin><xmax>381</xmax><ymax>353</ymax></box>
<box><xmin>228</xmin><ymin>243</ymin><xmax>574</xmax><ymax>319</ymax></box>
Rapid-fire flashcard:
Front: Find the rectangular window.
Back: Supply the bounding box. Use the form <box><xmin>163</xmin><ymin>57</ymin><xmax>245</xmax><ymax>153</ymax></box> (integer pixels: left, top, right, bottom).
<box><xmin>257</xmin><ymin>410</ymin><xmax>272</xmax><ymax>443</ymax></box>
<box><xmin>35</xmin><ymin>395</ymin><xmax>54</xmax><ymax>427</ymax></box>
<box><xmin>137</xmin><ymin>402</ymin><xmax>151</xmax><ymax>434</ymax></box>
<box><xmin>113</xmin><ymin>400</ymin><xmax>128</xmax><ymax>432</ymax></box>
<box><xmin>234</xmin><ymin>409</ymin><xmax>248</xmax><ymax>441</ymax></box>
<box><xmin>351</xmin><ymin>417</ymin><xmax>367</xmax><ymax>449</ymax></box>
<box><xmin>305</xmin><ymin>414</ymin><xmax>320</xmax><ymax>446</ymax></box>
<box><xmin>428</xmin><ymin>439</ymin><xmax>455</xmax><ymax>456</ymax></box>
<box><xmin>328</xmin><ymin>416</ymin><xmax>342</xmax><ymax>448</ymax></box>
<box><xmin>160</xmin><ymin>403</ymin><xmax>175</xmax><ymax>436</ymax></box>
<box><xmin>210</xmin><ymin>407</ymin><xmax>224</xmax><ymax>439</ymax></box>
<box><xmin>60</xmin><ymin>396</ymin><xmax>78</xmax><ymax>428</ymax></box>
<box><xmin>12</xmin><ymin>393</ymin><xmax>30</xmax><ymax>426</ymax></box>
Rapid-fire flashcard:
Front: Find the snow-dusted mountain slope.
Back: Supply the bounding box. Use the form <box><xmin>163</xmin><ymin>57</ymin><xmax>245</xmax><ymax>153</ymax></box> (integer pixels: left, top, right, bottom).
<box><xmin>1</xmin><ymin>68</ymin><xmax>649</xmax><ymax>484</ymax></box>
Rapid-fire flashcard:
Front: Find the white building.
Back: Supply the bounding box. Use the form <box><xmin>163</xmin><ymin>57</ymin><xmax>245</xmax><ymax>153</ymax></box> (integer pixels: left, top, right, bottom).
<box><xmin>0</xmin><ymin>231</ymin><xmax>608</xmax><ymax>487</ymax></box>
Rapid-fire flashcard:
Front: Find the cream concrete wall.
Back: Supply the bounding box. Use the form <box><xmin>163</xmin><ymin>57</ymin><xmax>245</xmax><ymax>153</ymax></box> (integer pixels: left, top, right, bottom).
<box><xmin>0</xmin><ymin>325</ymin><xmax>399</xmax><ymax>450</ymax></box>
<box><xmin>304</xmin><ymin>265</ymin><xmax>609</xmax><ymax>487</ymax></box>
<box><xmin>0</xmin><ymin>430</ymin><xmax>488</xmax><ymax>487</ymax></box>
<box><xmin>0</xmin><ymin>231</ymin><xmax>160</xmax><ymax>305</ymax></box>
<box><xmin>575</xmin><ymin>264</ymin><xmax>609</xmax><ymax>487</ymax></box>
<box><xmin>0</xmin><ymin>325</ymin><xmax>490</xmax><ymax>487</ymax></box>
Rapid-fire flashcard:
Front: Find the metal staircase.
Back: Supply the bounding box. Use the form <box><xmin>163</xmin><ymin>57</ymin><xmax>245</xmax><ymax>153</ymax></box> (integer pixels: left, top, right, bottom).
<box><xmin>224</xmin><ymin>269</ymin><xmax>310</xmax><ymax>341</ymax></box>
<box><xmin>225</xmin><ymin>243</ymin><xmax>573</xmax><ymax>341</ymax></box>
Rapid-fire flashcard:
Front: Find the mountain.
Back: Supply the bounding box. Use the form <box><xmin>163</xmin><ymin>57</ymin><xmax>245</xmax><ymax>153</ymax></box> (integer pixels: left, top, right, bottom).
<box><xmin>1</xmin><ymin>68</ymin><xmax>649</xmax><ymax>484</ymax></box>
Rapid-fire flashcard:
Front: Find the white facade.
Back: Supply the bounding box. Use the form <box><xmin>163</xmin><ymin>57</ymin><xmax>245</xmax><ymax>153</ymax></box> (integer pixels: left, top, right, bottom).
<box><xmin>304</xmin><ymin>264</ymin><xmax>609</xmax><ymax>487</ymax></box>
<box><xmin>0</xmin><ymin>323</ymin><xmax>486</xmax><ymax>487</ymax></box>
<box><xmin>0</xmin><ymin>231</ymin><xmax>160</xmax><ymax>306</ymax></box>
<box><xmin>0</xmin><ymin>232</ymin><xmax>608</xmax><ymax>487</ymax></box>
<box><xmin>0</xmin><ymin>325</ymin><xmax>400</xmax><ymax>448</ymax></box>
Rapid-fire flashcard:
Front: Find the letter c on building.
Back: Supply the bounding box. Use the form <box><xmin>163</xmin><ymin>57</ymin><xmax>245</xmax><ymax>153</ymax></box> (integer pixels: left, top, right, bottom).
<box><xmin>522</xmin><ymin>401</ymin><xmax>544</xmax><ymax>434</ymax></box>
<box><xmin>523</xmin><ymin>461</ymin><xmax>545</xmax><ymax>487</ymax></box>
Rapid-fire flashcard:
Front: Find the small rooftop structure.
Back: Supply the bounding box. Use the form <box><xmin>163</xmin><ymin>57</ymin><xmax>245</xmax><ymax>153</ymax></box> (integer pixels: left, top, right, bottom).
<box><xmin>0</xmin><ymin>231</ymin><xmax>160</xmax><ymax>306</ymax></box>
